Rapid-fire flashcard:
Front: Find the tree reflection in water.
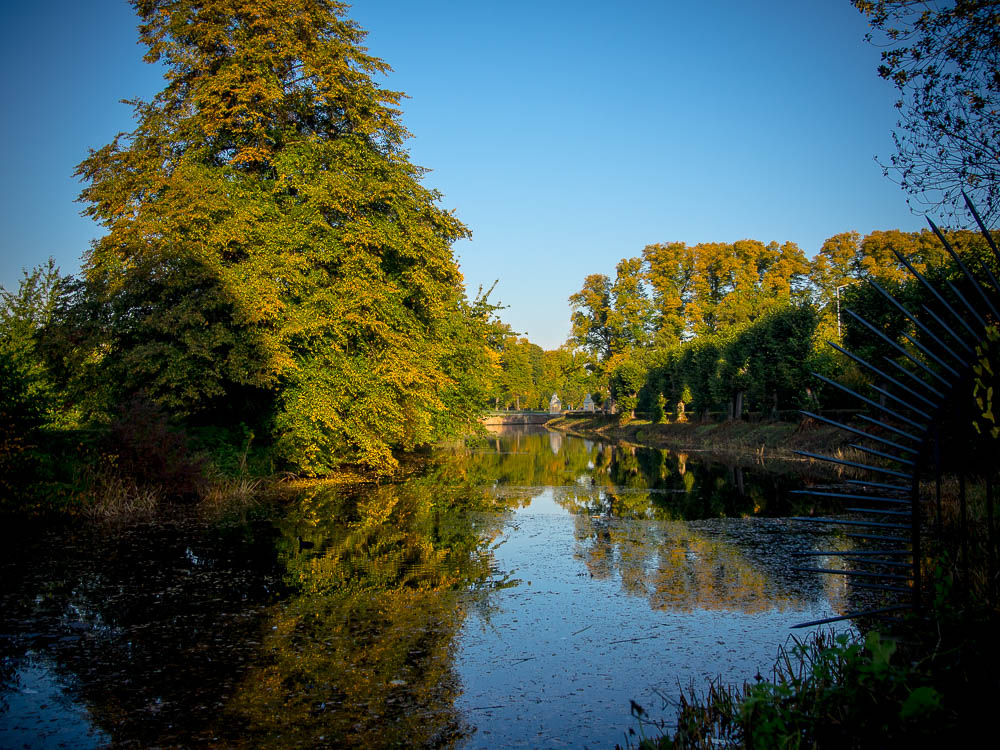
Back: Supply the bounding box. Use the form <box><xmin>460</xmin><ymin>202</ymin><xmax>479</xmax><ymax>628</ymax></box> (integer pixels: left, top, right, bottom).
<box><xmin>0</xmin><ymin>461</ymin><xmax>515</xmax><ymax>749</ymax></box>
<box><xmin>0</xmin><ymin>429</ymin><xmax>855</xmax><ymax>748</ymax></box>
<box><xmin>459</xmin><ymin>428</ymin><xmax>855</xmax><ymax>618</ymax></box>
<box><xmin>224</xmin><ymin>479</ymin><xmax>515</xmax><ymax>748</ymax></box>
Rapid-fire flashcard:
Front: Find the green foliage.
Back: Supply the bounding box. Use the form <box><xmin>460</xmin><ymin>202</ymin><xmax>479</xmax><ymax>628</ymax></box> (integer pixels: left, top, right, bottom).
<box><xmin>610</xmin><ymin>356</ymin><xmax>647</xmax><ymax>419</ymax></box>
<box><xmin>74</xmin><ymin>0</ymin><xmax>488</xmax><ymax>475</ymax></box>
<box><xmin>0</xmin><ymin>259</ymin><xmax>69</xmax><ymax>429</ymax></box>
<box><xmin>584</xmin><ymin>226</ymin><xmax>1000</xmax><ymax>426</ymax></box>
<box><xmin>495</xmin><ymin>335</ymin><xmax>539</xmax><ymax>410</ymax></box>
<box><xmin>840</xmin><ymin>230</ymin><xmax>998</xmax><ymax>380</ymax></box>
<box><xmin>643</xmin><ymin>239</ymin><xmax>809</xmax><ymax>343</ymax></box>
<box><xmin>491</xmin><ymin>337</ymin><xmax>595</xmax><ymax>411</ymax></box>
<box><xmin>973</xmin><ymin>324</ymin><xmax>999</xmax><ymax>440</ymax></box>
<box><xmin>854</xmin><ymin>0</ymin><xmax>1000</xmax><ymax>222</ymax></box>
<box><xmin>434</xmin><ymin>287</ymin><xmax>507</xmax><ymax>436</ymax></box>
<box><xmin>639</xmin><ymin>304</ymin><xmax>821</xmax><ymax>421</ymax></box>
<box><xmin>0</xmin><ymin>260</ymin><xmax>73</xmax><ymax>507</ymax></box>
<box><xmin>569</xmin><ymin>257</ymin><xmax>655</xmax><ymax>385</ymax></box>
<box><xmin>631</xmin><ymin>629</ymin><xmax>947</xmax><ymax>749</ymax></box>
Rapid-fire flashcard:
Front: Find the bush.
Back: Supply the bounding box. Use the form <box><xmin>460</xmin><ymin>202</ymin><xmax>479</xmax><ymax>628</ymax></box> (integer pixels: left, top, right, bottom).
<box><xmin>101</xmin><ymin>395</ymin><xmax>207</xmax><ymax>502</ymax></box>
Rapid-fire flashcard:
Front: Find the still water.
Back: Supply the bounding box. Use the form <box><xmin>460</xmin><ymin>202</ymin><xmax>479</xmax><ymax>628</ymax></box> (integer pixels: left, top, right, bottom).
<box><xmin>1</xmin><ymin>427</ymin><xmax>855</xmax><ymax>748</ymax></box>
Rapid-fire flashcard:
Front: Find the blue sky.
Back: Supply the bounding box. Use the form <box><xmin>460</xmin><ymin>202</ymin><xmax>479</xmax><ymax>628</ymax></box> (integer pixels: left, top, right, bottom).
<box><xmin>1</xmin><ymin>1</ymin><xmax>929</xmax><ymax>349</ymax></box>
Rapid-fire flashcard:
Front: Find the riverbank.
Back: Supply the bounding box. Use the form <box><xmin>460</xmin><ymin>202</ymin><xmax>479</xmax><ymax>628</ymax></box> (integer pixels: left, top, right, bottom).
<box><xmin>545</xmin><ymin>414</ymin><xmax>851</xmax><ymax>468</ymax></box>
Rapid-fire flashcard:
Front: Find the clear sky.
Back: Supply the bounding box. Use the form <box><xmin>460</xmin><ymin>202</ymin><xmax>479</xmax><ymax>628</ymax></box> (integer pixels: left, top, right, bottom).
<box><xmin>1</xmin><ymin>0</ymin><xmax>930</xmax><ymax>350</ymax></box>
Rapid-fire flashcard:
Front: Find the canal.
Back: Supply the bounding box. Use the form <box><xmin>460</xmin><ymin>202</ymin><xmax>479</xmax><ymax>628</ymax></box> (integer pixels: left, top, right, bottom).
<box><xmin>0</xmin><ymin>426</ymin><xmax>854</xmax><ymax>748</ymax></box>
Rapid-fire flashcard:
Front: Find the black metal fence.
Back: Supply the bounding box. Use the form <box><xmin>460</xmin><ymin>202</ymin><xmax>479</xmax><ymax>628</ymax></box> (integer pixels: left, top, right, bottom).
<box><xmin>791</xmin><ymin>194</ymin><xmax>1000</xmax><ymax>627</ymax></box>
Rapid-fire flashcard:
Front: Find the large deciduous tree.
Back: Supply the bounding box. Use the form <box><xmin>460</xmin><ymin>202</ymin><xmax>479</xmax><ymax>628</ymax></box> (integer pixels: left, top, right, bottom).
<box><xmin>643</xmin><ymin>241</ymin><xmax>695</xmax><ymax>344</ymax></box>
<box><xmin>855</xmin><ymin>0</ymin><xmax>1000</xmax><ymax>222</ymax></box>
<box><xmin>569</xmin><ymin>258</ymin><xmax>654</xmax><ymax>374</ymax></box>
<box><xmin>644</xmin><ymin>240</ymin><xmax>809</xmax><ymax>340</ymax></box>
<box><xmin>76</xmin><ymin>0</ymin><xmax>479</xmax><ymax>474</ymax></box>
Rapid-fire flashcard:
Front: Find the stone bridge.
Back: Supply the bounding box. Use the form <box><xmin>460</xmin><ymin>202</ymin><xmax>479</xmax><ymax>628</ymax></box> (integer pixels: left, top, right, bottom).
<box><xmin>480</xmin><ymin>411</ymin><xmax>557</xmax><ymax>426</ymax></box>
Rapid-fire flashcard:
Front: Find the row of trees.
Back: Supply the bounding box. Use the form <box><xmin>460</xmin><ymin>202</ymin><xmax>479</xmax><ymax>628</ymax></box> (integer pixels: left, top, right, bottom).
<box><xmin>558</xmin><ymin>0</ymin><xmax>1000</xmax><ymax>432</ymax></box>
<box><xmin>568</xmin><ymin>228</ymin><xmax>998</xmax><ymax>421</ymax></box>
<box><xmin>489</xmin><ymin>337</ymin><xmax>594</xmax><ymax>412</ymax></box>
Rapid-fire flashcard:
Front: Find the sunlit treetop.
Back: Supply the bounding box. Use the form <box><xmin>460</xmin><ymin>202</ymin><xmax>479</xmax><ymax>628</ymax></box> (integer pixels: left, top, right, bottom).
<box><xmin>133</xmin><ymin>0</ymin><xmax>407</xmax><ymax>166</ymax></box>
<box><xmin>74</xmin><ymin>0</ymin><xmax>484</xmax><ymax>475</ymax></box>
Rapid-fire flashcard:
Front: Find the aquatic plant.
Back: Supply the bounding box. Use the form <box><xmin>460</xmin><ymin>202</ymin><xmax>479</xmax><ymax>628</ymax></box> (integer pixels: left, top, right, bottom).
<box><xmin>624</xmin><ymin>627</ymin><xmax>947</xmax><ymax>749</ymax></box>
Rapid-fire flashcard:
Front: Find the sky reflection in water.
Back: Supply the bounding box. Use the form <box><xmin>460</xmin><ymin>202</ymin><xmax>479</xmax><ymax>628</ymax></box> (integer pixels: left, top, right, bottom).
<box><xmin>453</xmin><ymin>428</ymin><xmax>849</xmax><ymax>748</ymax></box>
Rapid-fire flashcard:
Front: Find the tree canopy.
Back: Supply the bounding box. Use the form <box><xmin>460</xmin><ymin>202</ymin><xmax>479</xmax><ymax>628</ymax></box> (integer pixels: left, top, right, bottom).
<box><xmin>855</xmin><ymin>0</ymin><xmax>1000</xmax><ymax>222</ymax></box>
<box><xmin>566</xmin><ymin>226</ymin><xmax>997</xmax><ymax>420</ymax></box>
<box><xmin>568</xmin><ymin>258</ymin><xmax>655</xmax><ymax>380</ymax></box>
<box><xmin>75</xmin><ymin>0</ymin><xmax>487</xmax><ymax>474</ymax></box>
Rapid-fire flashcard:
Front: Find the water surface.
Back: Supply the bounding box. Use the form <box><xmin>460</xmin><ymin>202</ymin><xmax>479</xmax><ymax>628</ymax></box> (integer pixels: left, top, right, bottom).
<box><xmin>0</xmin><ymin>427</ymin><xmax>859</xmax><ymax>748</ymax></box>
<box><xmin>452</xmin><ymin>429</ymin><xmax>850</xmax><ymax>747</ymax></box>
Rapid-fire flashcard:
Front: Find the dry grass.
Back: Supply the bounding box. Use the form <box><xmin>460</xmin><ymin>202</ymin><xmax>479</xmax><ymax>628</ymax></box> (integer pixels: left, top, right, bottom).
<box><xmin>550</xmin><ymin>415</ymin><xmax>850</xmax><ymax>476</ymax></box>
<box><xmin>80</xmin><ymin>474</ymin><xmax>162</xmax><ymax>520</ymax></box>
<box><xmin>200</xmin><ymin>475</ymin><xmax>266</xmax><ymax>507</ymax></box>
<box><xmin>920</xmin><ymin>476</ymin><xmax>999</xmax><ymax>605</ymax></box>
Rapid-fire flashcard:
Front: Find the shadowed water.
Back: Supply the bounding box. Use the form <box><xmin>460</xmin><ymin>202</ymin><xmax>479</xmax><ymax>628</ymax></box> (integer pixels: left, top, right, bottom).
<box><xmin>0</xmin><ymin>427</ymin><xmax>859</xmax><ymax>748</ymax></box>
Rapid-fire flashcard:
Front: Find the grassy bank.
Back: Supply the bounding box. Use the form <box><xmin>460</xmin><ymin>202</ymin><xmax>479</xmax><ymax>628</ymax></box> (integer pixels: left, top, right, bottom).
<box><xmin>546</xmin><ymin>415</ymin><xmax>851</xmax><ymax>468</ymax></box>
<box><xmin>0</xmin><ymin>420</ymin><xmax>381</xmax><ymax>521</ymax></box>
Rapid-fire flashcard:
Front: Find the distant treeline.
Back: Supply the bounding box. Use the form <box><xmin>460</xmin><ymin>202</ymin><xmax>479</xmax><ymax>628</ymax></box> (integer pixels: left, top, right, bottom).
<box><xmin>536</xmin><ymin>228</ymin><xmax>998</xmax><ymax>422</ymax></box>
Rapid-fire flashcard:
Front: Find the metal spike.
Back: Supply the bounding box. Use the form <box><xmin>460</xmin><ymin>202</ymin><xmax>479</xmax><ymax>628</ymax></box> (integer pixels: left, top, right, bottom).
<box><xmin>920</xmin><ymin>303</ymin><xmax>976</xmax><ymax>355</ymax></box>
<box><xmin>961</xmin><ymin>192</ymin><xmax>1000</xmax><ymax>301</ymax></box>
<box><xmin>806</xmin><ymin>557</ymin><xmax>913</xmax><ymax>569</ymax></box>
<box><xmin>845</xmin><ymin>532</ymin><xmax>910</xmax><ymax>543</ymax></box>
<box><xmin>955</xmin><ymin>224</ymin><xmax>1000</xmax><ymax>294</ymax></box>
<box><xmin>892</xmin><ymin>248</ymin><xmax>979</xmax><ymax>339</ymax></box>
<box><xmin>843</xmin><ymin>507</ymin><xmax>912</xmax><ymax>517</ymax></box>
<box><xmin>869</xmin><ymin>279</ymin><xmax>967</xmax><ymax>364</ymax></box>
<box><xmin>792</xmin><ymin>550</ymin><xmax>912</xmax><ymax>557</ymax></box>
<box><xmin>845</xmin><ymin>478</ymin><xmax>912</xmax><ymax>492</ymax></box>
<box><xmin>843</xmin><ymin>558</ymin><xmax>913</xmax><ymax>568</ymax></box>
<box><xmin>797</xmin><ymin>411</ymin><xmax>918</xmax><ymax>454</ymax></box>
<box><xmin>791</xmin><ymin>605</ymin><xmax>913</xmax><ymax>629</ymax></box>
<box><xmin>844</xmin><ymin>508</ymin><xmax>912</xmax><ymax>518</ymax></box>
<box><xmin>825</xmin><ymin>343</ymin><xmax>939</xmax><ymax>410</ymax></box>
<box><xmin>977</xmin><ymin>261</ymin><xmax>1000</xmax><ymax>302</ymax></box>
<box><xmin>810</xmin><ymin>372</ymin><xmax>927</xmax><ymax>431</ymax></box>
<box><xmin>846</xmin><ymin>310</ymin><xmax>952</xmax><ymax>388</ymax></box>
<box><xmin>946</xmin><ymin>280</ymin><xmax>988</xmax><ymax>329</ymax></box>
<box><xmin>791</xmin><ymin>517</ymin><xmax>911</xmax><ymax>530</ymax></box>
<box><xmin>928</xmin><ymin>217</ymin><xmax>1000</xmax><ymax>320</ymax></box>
<box><xmin>847</xmin><ymin>443</ymin><xmax>916</xmax><ymax>467</ymax></box>
<box><xmin>792</xmin><ymin>567</ymin><xmax>913</xmax><ymax>581</ymax></box>
<box><xmin>789</xmin><ymin>489</ymin><xmax>911</xmax><ymax>505</ymax></box>
<box><xmin>793</xmin><ymin>451</ymin><xmax>913</xmax><ymax>480</ymax></box>
<box><xmin>897</xmin><ymin>327</ymin><xmax>962</xmax><ymax>379</ymax></box>
<box><xmin>883</xmin><ymin>357</ymin><xmax>947</xmax><ymax>400</ymax></box>
<box><xmin>855</xmin><ymin>415</ymin><xmax>923</xmax><ymax>444</ymax></box>
<box><xmin>962</xmin><ymin>190</ymin><xmax>1000</xmax><ymax>265</ymax></box>
<box><xmin>864</xmin><ymin>383</ymin><xmax>932</xmax><ymax>421</ymax></box>
<box><xmin>851</xmin><ymin>582</ymin><xmax>915</xmax><ymax>595</ymax></box>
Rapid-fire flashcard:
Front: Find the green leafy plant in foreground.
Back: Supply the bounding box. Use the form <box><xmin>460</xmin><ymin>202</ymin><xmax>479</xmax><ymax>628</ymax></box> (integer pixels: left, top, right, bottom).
<box><xmin>624</xmin><ymin>627</ymin><xmax>948</xmax><ymax>750</ymax></box>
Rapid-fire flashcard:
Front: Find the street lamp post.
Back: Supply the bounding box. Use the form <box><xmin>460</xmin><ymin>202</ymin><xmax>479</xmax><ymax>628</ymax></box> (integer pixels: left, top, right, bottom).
<box><xmin>836</xmin><ymin>284</ymin><xmax>850</xmax><ymax>341</ymax></box>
